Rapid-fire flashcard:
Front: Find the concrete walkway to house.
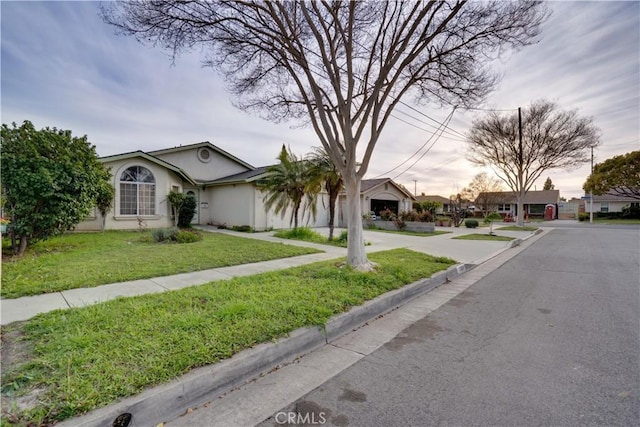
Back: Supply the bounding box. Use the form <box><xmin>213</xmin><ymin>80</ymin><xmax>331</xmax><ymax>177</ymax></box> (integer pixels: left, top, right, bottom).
<box><xmin>1</xmin><ymin>224</ymin><xmax>531</xmax><ymax>325</ymax></box>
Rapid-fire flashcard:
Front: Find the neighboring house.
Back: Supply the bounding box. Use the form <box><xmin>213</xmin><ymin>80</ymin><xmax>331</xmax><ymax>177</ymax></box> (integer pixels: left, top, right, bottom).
<box><xmin>475</xmin><ymin>190</ymin><xmax>560</xmax><ymax>219</ymax></box>
<box><xmin>583</xmin><ymin>190</ymin><xmax>640</xmax><ymax>214</ymax></box>
<box><xmin>338</xmin><ymin>178</ymin><xmax>415</xmax><ymax>226</ymax></box>
<box><xmin>77</xmin><ymin>142</ymin><xmax>329</xmax><ymax>231</ymax></box>
<box><xmin>414</xmin><ymin>194</ymin><xmax>452</xmax><ymax>214</ymax></box>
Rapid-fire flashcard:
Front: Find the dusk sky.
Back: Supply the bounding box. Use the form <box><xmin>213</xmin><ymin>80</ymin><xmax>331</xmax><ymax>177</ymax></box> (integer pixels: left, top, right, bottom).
<box><xmin>2</xmin><ymin>1</ymin><xmax>638</xmax><ymax>200</ymax></box>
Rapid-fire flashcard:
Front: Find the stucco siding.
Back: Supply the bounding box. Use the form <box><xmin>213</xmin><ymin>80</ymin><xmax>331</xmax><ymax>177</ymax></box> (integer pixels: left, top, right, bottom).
<box><xmin>208</xmin><ymin>184</ymin><xmax>255</xmax><ymax>227</ymax></box>
<box><xmin>153</xmin><ymin>148</ymin><xmax>251</xmax><ymax>182</ymax></box>
<box><xmin>77</xmin><ymin>157</ymin><xmax>183</xmax><ymax>231</ymax></box>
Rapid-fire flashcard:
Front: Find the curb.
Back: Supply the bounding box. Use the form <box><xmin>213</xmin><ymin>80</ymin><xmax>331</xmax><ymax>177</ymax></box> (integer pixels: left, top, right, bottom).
<box><xmin>59</xmin><ymin>233</ymin><xmax>543</xmax><ymax>427</ymax></box>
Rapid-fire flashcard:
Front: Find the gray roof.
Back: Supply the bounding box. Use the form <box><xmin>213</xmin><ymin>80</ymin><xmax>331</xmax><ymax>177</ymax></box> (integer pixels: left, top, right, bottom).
<box><xmin>203</xmin><ymin>166</ymin><xmax>269</xmax><ymax>186</ymax></box>
<box><xmin>477</xmin><ymin>190</ymin><xmax>560</xmax><ymax>204</ymax></box>
<box><xmin>591</xmin><ymin>189</ymin><xmax>640</xmax><ymax>202</ymax></box>
<box><xmin>360</xmin><ymin>178</ymin><xmax>415</xmax><ymax>199</ymax></box>
<box><xmin>99</xmin><ymin>150</ymin><xmax>196</xmax><ymax>185</ymax></box>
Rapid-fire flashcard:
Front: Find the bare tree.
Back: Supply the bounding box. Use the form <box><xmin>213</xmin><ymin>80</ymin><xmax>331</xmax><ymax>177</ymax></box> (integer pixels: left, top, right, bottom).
<box><xmin>467</xmin><ymin>100</ymin><xmax>600</xmax><ymax>226</ymax></box>
<box><xmin>102</xmin><ymin>1</ymin><xmax>548</xmax><ymax>270</ymax></box>
<box><xmin>461</xmin><ymin>172</ymin><xmax>505</xmax><ymax>218</ymax></box>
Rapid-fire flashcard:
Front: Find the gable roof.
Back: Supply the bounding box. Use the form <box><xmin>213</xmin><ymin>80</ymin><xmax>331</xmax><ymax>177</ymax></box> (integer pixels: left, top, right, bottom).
<box><xmin>203</xmin><ymin>166</ymin><xmax>269</xmax><ymax>186</ymax></box>
<box><xmin>148</xmin><ymin>141</ymin><xmax>255</xmax><ymax>170</ymax></box>
<box><xmin>100</xmin><ymin>150</ymin><xmax>196</xmax><ymax>185</ymax></box>
<box><xmin>477</xmin><ymin>190</ymin><xmax>560</xmax><ymax>204</ymax></box>
<box><xmin>591</xmin><ymin>189</ymin><xmax>640</xmax><ymax>202</ymax></box>
<box><xmin>360</xmin><ymin>178</ymin><xmax>415</xmax><ymax>199</ymax></box>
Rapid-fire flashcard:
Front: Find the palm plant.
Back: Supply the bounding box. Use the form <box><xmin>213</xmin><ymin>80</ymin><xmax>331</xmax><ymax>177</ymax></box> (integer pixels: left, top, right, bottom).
<box><xmin>261</xmin><ymin>145</ymin><xmax>318</xmax><ymax>229</ymax></box>
<box><xmin>306</xmin><ymin>146</ymin><xmax>343</xmax><ymax>240</ymax></box>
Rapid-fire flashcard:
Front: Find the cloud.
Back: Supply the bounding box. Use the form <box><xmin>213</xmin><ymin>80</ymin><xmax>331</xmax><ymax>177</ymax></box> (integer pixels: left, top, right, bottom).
<box><xmin>1</xmin><ymin>1</ymin><xmax>638</xmax><ymax>201</ymax></box>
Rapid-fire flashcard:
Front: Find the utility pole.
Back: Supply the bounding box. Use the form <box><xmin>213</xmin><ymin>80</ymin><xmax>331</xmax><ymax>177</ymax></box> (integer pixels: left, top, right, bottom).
<box><xmin>517</xmin><ymin>107</ymin><xmax>523</xmax><ymax>225</ymax></box>
<box><xmin>413</xmin><ymin>179</ymin><xmax>417</xmax><ymax>196</ymax></box>
<box><xmin>590</xmin><ymin>146</ymin><xmax>594</xmax><ymax>224</ymax></box>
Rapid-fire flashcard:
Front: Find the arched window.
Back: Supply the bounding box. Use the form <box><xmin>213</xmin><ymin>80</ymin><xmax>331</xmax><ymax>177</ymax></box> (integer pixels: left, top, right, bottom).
<box><xmin>119</xmin><ymin>166</ymin><xmax>156</xmax><ymax>215</ymax></box>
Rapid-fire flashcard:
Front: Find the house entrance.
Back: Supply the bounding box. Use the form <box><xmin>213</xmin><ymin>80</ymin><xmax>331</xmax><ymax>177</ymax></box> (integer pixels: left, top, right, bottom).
<box><xmin>370</xmin><ymin>199</ymin><xmax>399</xmax><ymax>217</ymax></box>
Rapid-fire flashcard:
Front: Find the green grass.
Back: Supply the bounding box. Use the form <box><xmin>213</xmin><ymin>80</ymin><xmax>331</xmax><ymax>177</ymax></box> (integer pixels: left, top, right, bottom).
<box><xmin>496</xmin><ymin>226</ymin><xmax>539</xmax><ymax>231</ymax></box>
<box><xmin>592</xmin><ymin>218</ymin><xmax>640</xmax><ymax>224</ymax></box>
<box><xmin>1</xmin><ymin>231</ymin><xmax>320</xmax><ymax>299</ymax></box>
<box><xmin>365</xmin><ymin>227</ymin><xmax>451</xmax><ymax>237</ymax></box>
<box><xmin>273</xmin><ymin>227</ymin><xmax>348</xmax><ymax>247</ymax></box>
<box><xmin>452</xmin><ymin>233</ymin><xmax>515</xmax><ymax>241</ymax></box>
<box><xmin>1</xmin><ymin>249</ymin><xmax>456</xmax><ymax>426</ymax></box>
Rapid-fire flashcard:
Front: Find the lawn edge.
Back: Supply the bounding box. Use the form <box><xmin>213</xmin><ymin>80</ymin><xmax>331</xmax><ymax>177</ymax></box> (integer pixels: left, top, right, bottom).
<box><xmin>57</xmin><ymin>262</ymin><xmax>475</xmax><ymax>427</ymax></box>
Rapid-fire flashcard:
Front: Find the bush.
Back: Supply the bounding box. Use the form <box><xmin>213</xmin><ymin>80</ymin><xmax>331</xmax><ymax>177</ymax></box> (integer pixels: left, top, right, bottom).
<box><xmin>175</xmin><ymin>229</ymin><xmax>203</xmax><ymax>243</ymax></box>
<box><xmin>622</xmin><ymin>206</ymin><xmax>640</xmax><ymax>219</ymax></box>
<box><xmin>151</xmin><ymin>227</ymin><xmax>178</xmax><ymax>243</ymax></box>
<box><xmin>399</xmin><ymin>210</ymin><xmax>420</xmax><ymax>222</ymax></box>
<box><xmin>418</xmin><ymin>211</ymin><xmax>433</xmax><ymax>222</ymax></box>
<box><xmin>578</xmin><ymin>212</ymin><xmax>589</xmax><ymax>221</ymax></box>
<box><xmin>336</xmin><ymin>230</ymin><xmax>348</xmax><ymax>243</ymax></box>
<box><xmin>483</xmin><ymin>212</ymin><xmax>502</xmax><ymax>224</ymax></box>
<box><xmin>231</xmin><ymin>225</ymin><xmax>253</xmax><ymax>232</ymax></box>
<box><xmin>177</xmin><ymin>195</ymin><xmax>197</xmax><ymax>228</ymax></box>
<box><xmin>394</xmin><ymin>219</ymin><xmax>407</xmax><ymax>231</ymax></box>
<box><xmin>465</xmin><ymin>219</ymin><xmax>479</xmax><ymax>228</ymax></box>
<box><xmin>380</xmin><ymin>208</ymin><xmax>395</xmax><ymax>221</ymax></box>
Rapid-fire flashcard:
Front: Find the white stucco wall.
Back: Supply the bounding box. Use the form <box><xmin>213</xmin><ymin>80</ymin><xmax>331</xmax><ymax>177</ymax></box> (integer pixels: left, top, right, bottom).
<box><xmin>153</xmin><ymin>147</ymin><xmax>251</xmax><ymax>182</ymax></box>
<box><xmin>208</xmin><ymin>184</ymin><xmax>255</xmax><ymax>227</ymax></box>
<box><xmin>76</xmin><ymin>157</ymin><xmax>184</xmax><ymax>231</ymax></box>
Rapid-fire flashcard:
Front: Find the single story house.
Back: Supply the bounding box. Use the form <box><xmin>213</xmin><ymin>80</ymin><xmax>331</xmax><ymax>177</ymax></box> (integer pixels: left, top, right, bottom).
<box><xmin>77</xmin><ymin>142</ymin><xmax>329</xmax><ymax>231</ymax></box>
<box><xmin>583</xmin><ymin>190</ymin><xmax>640</xmax><ymax>214</ymax></box>
<box><xmin>414</xmin><ymin>194</ymin><xmax>452</xmax><ymax>214</ymax></box>
<box><xmin>338</xmin><ymin>178</ymin><xmax>415</xmax><ymax>226</ymax></box>
<box><xmin>77</xmin><ymin>142</ymin><xmax>411</xmax><ymax>231</ymax></box>
<box><xmin>475</xmin><ymin>190</ymin><xmax>560</xmax><ymax>219</ymax></box>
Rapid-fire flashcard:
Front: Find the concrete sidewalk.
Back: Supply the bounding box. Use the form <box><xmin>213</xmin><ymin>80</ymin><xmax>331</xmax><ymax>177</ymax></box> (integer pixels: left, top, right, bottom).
<box><xmin>1</xmin><ymin>224</ymin><xmax>529</xmax><ymax>325</ymax></box>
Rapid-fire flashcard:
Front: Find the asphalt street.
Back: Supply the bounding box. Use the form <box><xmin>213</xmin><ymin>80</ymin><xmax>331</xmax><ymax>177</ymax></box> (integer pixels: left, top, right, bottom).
<box><xmin>260</xmin><ymin>227</ymin><xmax>640</xmax><ymax>427</ymax></box>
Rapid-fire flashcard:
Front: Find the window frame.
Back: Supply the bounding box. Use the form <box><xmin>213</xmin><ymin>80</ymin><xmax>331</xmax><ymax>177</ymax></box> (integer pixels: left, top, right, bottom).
<box><xmin>118</xmin><ymin>165</ymin><xmax>157</xmax><ymax>217</ymax></box>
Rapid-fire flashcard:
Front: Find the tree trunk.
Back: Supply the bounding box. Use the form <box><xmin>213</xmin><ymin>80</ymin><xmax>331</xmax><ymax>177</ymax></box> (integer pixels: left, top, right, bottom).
<box><xmin>343</xmin><ymin>172</ymin><xmax>372</xmax><ymax>270</ymax></box>
<box><xmin>293</xmin><ymin>202</ymin><xmax>300</xmax><ymax>229</ymax></box>
<box><xmin>328</xmin><ymin>189</ymin><xmax>337</xmax><ymax>241</ymax></box>
<box><xmin>516</xmin><ymin>190</ymin><xmax>526</xmax><ymax>227</ymax></box>
<box><xmin>17</xmin><ymin>235</ymin><xmax>28</xmax><ymax>257</ymax></box>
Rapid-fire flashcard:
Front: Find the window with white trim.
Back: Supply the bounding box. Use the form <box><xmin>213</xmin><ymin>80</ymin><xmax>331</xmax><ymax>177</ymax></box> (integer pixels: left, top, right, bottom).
<box><xmin>119</xmin><ymin>166</ymin><xmax>156</xmax><ymax>215</ymax></box>
<box><xmin>600</xmin><ymin>202</ymin><xmax>609</xmax><ymax>213</ymax></box>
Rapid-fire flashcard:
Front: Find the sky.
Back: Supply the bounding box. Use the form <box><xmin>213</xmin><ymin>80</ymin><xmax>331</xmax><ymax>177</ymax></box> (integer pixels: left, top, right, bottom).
<box><xmin>1</xmin><ymin>1</ymin><xmax>638</xmax><ymax>200</ymax></box>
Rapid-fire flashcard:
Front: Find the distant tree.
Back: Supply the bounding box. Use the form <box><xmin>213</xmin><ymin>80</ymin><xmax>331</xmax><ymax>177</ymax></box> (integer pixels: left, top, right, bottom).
<box><xmin>583</xmin><ymin>151</ymin><xmax>640</xmax><ymax>199</ymax></box>
<box><xmin>261</xmin><ymin>145</ymin><xmax>317</xmax><ymax>229</ymax></box>
<box><xmin>1</xmin><ymin>120</ymin><xmax>111</xmax><ymax>256</ymax></box>
<box><xmin>461</xmin><ymin>172</ymin><xmax>505</xmax><ymax>217</ymax></box>
<box><xmin>307</xmin><ymin>146</ymin><xmax>343</xmax><ymax>241</ymax></box>
<box><xmin>467</xmin><ymin>100</ymin><xmax>600</xmax><ymax>226</ymax></box>
<box><xmin>543</xmin><ymin>177</ymin><xmax>555</xmax><ymax>191</ymax></box>
<box><xmin>103</xmin><ymin>0</ymin><xmax>548</xmax><ymax>271</ymax></box>
<box><xmin>448</xmin><ymin>193</ymin><xmax>468</xmax><ymax>227</ymax></box>
<box><xmin>416</xmin><ymin>200</ymin><xmax>442</xmax><ymax>216</ymax></box>
<box><xmin>95</xmin><ymin>179</ymin><xmax>115</xmax><ymax>231</ymax></box>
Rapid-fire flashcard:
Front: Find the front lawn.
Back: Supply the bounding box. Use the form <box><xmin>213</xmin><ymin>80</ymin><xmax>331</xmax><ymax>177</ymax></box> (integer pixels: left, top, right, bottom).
<box><xmin>452</xmin><ymin>233</ymin><xmax>515</xmax><ymax>241</ymax></box>
<box><xmin>1</xmin><ymin>249</ymin><xmax>457</xmax><ymax>426</ymax></box>
<box><xmin>1</xmin><ymin>231</ymin><xmax>320</xmax><ymax>299</ymax></box>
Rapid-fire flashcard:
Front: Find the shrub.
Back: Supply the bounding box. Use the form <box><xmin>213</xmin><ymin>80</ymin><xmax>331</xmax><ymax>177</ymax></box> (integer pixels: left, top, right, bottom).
<box><xmin>175</xmin><ymin>229</ymin><xmax>203</xmax><ymax>243</ymax></box>
<box><xmin>400</xmin><ymin>210</ymin><xmax>420</xmax><ymax>222</ymax></box>
<box><xmin>394</xmin><ymin>219</ymin><xmax>407</xmax><ymax>231</ymax></box>
<box><xmin>578</xmin><ymin>212</ymin><xmax>589</xmax><ymax>221</ymax></box>
<box><xmin>177</xmin><ymin>195</ymin><xmax>197</xmax><ymax>228</ymax></box>
<box><xmin>483</xmin><ymin>212</ymin><xmax>502</xmax><ymax>224</ymax></box>
<box><xmin>151</xmin><ymin>227</ymin><xmax>178</xmax><ymax>243</ymax></box>
<box><xmin>418</xmin><ymin>211</ymin><xmax>433</xmax><ymax>222</ymax></box>
<box><xmin>380</xmin><ymin>208</ymin><xmax>395</xmax><ymax>221</ymax></box>
<box><xmin>231</xmin><ymin>225</ymin><xmax>253</xmax><ymax>232</ymax></box>
<box><xmin>336</xmin><ymin>230</ymin><xmax>348</xmax><ymax>243</ymax></box>
<box><xmin>465</xmin><ymin>219</ymin><xmax>479</xmax><ymax>228</ymax></box>
<box><xmin>622</xmin><ymin>206</ymin><xmax>640</xmax><ymax>219</ymax></box>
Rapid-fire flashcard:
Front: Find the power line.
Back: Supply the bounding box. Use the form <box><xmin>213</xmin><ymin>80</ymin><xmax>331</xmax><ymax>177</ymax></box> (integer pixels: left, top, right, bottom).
<box><xmin>391</xmin><ymin>108</ymin><xmax>456</xmax><ymax>181</ymax></box>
